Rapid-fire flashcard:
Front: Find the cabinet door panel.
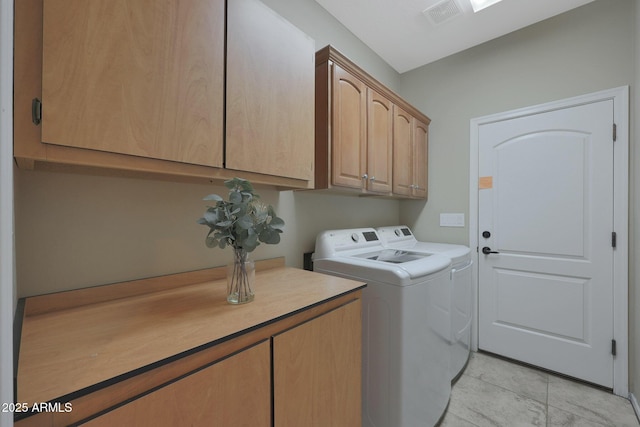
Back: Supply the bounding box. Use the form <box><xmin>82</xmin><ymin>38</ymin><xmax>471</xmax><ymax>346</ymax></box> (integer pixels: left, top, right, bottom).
<box><xmin>79</xmin><ymin>341</ymin><xmax>271</xmax><ymax>427</ymax></box>
<box><xmin>413</xmin><ymin>119</ymin><xmax>429</xmax><ymax>199</ymax></box>
<box><xmin>226</xmin><ymin>0</ymin><xmax>315</xmax><ymax>181</ymax></box>
<box><xmin>273</xmin><ymin>300</ymin><xmax>362</xmax><ymax>427</ymax></box>
<box><xmin>393</xmin><ymin>106</ymin><xmax>413</xmax><ymax>196</ymax></box>
<box><xmin>42</xmin><ymin>0</ymin><xmax>224</xmax><ymax>167</ymax></box>
<box><xmin>332</xmin><ymin>65</ymin><xmax>367</xmax><ymax>189</ymax></box>
<box><xmin>367</xmin><ymin>89</ymin><xmax>393</xmax><ymax>193</ymax></box>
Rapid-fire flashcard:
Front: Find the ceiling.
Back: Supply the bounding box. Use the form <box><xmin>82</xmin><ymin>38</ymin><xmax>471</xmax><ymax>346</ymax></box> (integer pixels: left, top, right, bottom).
<box><xmin>312</xmin><ymin>0</ymin><xmax>596</xmax><ymax>73</ymax></box>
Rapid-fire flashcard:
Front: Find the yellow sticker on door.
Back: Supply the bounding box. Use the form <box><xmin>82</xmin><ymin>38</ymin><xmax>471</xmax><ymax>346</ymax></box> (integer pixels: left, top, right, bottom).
<box><xmin>479</xmin><ymin>176</ymin><xmax>493</xmax><ymax>189</ymax></box>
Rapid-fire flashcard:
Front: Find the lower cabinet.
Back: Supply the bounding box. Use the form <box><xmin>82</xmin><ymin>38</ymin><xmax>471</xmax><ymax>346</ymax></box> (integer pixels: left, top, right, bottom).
<box><xmin>80</xmin><ymin>341</ymin><xmax>272</xmax><ymax>427</ymax></box>
<box><xmin>273</xmin><ymin>299</ymin><xmax>362</xmax><ymax>426</ymax></box>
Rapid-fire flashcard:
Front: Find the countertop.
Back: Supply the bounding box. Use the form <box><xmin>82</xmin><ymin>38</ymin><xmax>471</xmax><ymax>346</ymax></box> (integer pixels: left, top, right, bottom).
<box><xmin>15</xmin><ymin>259</ymin><xmax>365</xmax><ymax>407</ymax></box>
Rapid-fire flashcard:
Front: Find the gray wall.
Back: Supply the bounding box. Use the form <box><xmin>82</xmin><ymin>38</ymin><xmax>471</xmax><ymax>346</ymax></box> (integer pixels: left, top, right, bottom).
<box><xmin>261</xmin><ymin>0</ymin><xmax>400</xmax><ymax>91</ymax></box>
<box><xmin>398</xmin><ymin>0</ymin><xmax>638</xmax><ymax>398</ymax></box>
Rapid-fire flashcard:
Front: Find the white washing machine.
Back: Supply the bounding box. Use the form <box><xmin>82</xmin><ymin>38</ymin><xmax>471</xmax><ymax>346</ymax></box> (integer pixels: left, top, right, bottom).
<box><xmin>313</xmin><ymin>228</ymin><xmax>452</xmax><ymax>427</ymax></box>
<box><xmin>376</xmin><ymin>225</ymin><xmax>473</xmax><ymax>381</ymax></box>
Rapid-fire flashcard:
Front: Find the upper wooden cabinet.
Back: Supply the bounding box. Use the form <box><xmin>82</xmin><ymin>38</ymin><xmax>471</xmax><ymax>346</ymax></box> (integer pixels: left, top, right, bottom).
<box><xmin>226</xmin><ymin>0</ymin><xmax>315</xmax><ymax>181</ymax></box>
<box><xmin>366</xmin><ymin>88</ymin><xmax>394</xmax><ymax>194</ymax></box>
<box><xmin>329</xmin><ymin>64</ymin><xmax>367</xmax><ymax>189</ymax></box>
<box><xmin>40</xmin><ymin>0</ymin><xmax>224</xmax><ymax>169</ymax></box>
<box><xmin>315</xmin><ymin>45</ymin><xmax>430</xmax><ymax>198</ymax></box>
<box><xmin>393</xmin><ymin>106</ymin><xmax>429</xmax><ymax>199</ymax></box>
<box><xmin>412</xmin><ymin>119</ymin><xmax>429</xmax><ymax>199</ymax></box>
<box><xmin>14</xmin><ymin>0</ymin><xmax>314</xmax><ymax>189</ymax></box>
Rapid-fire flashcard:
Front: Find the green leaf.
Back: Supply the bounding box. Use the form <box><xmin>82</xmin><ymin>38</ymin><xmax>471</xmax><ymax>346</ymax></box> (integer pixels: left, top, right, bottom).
<box><xmin>270</xmin><ymin>216</ymin><xmax>285</xmax><ymax>230</ymax></box>
<box><xmin>203</xmin><ymin>194</ymin><xmax>223</xmax><ymax>201</ymax></box>
<box><xmin>259</xmin><ymin>228</ymin><xmax>281</xmax><ymax>244</ymax></box>
<box><xmin>237</xmin><ymin>215</ymin><xmax>254</xmax><ymax>229</ymax></box>
<box><xmin>205</xmin><ymin>236</ymin><xmax>218</xmax><ymax>248</ymax></box>
<box><xmin>203</xmin><ymin>210</ymin><xmax>218</xmax><ymax>224</ymax></box>
<box><xmin>216</xmin><ymin>220</ymin><xmax>233</xmax><ymax>228</ymax></box>
<box><xmin>229</xmin><ymin>191</ymin><xmax>242</xmax><ymax>204</ymax></box>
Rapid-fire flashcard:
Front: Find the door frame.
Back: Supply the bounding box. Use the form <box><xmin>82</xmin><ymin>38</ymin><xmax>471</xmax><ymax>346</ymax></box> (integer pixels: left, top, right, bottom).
<box><xmin>469</xmin><ymin>86</ymin><xmax>629</xmax><ymax>397</ymax></box>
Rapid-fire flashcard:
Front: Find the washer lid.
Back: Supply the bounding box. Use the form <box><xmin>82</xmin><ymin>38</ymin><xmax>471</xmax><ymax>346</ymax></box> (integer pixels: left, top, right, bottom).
<box><xmin>376</xmin><ymin>225</ymin><xmax>470</xmax><ymax>265</ymax></box>
<box><xmin>313</xmin><ymin>252</ymin><xmax>451</xmax><ymax>286</ymax></box>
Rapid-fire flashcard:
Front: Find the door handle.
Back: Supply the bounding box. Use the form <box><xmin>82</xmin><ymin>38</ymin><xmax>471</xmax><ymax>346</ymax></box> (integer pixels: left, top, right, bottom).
<box><xmin>482</xmin><ymin>247</ymin><xmax>499</xmax><ymax>255</ymax></box>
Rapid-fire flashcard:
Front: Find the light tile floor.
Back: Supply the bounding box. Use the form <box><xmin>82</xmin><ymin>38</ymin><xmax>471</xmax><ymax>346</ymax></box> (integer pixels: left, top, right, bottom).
<box><xmin>439</xmin><ymin>352</ymin><xmax>640</xmax><ymax>427</ymax></box>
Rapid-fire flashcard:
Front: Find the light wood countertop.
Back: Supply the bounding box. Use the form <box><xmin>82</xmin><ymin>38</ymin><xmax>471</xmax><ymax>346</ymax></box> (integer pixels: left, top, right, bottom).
<box><xmin>16</xmin><ymin>260</ymin><xmax>365</xmax><ymax>407</ymax></box>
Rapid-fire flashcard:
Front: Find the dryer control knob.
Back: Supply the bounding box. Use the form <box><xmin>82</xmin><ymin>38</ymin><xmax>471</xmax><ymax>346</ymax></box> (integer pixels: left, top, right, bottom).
<box><xmin>351</xmin><ymin>233</ymin><xmax>359</xmax><ymax>243</ymax></box>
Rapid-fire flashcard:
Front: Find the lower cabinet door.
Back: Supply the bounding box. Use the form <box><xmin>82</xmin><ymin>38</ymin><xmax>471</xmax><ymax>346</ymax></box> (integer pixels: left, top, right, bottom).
<box><xmin>272</xmin><ymin>299</ymin><xmax>362</xmax><ymax>427</ymax></box>
<box><xmin>79</xmin><ymin>340</ymin><xmax>271</xmax><ymax>427</ymax></box>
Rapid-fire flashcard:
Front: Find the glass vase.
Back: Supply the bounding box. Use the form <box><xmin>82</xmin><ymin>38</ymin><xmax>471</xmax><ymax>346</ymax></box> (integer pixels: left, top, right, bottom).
<box><xmin>226</xmin><ymin>250</ymin><xmax>255</xmax><ymax>304</ymax></box>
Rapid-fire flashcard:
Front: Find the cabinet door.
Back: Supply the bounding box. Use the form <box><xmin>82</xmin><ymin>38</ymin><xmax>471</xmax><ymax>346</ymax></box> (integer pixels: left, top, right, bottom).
<box><xmin>366</xmin><ymin>89</ymin><xmax>393</xmax><ymax>193</ymax></box>
<box><xmin>413</xmin><ymin>119</ymin><xmax>429</xmax><ymax>199</ymax></box>
<box><xmin>273</xmin><ymin>300</ymin><xmax>362</xmax><ymax>427</ymax></box>
<box><xmin>331</xmin><ymin>65</ymin><xmax>367</xmax><ymax>190</ymax></box>
<box><xmin>41</xmin><ymin>0</ymin><xmax>224</xmax><ymax>167</ymax></box>
<box><xmin>79</xmin><ymin>341</ymin><xmax>271</xmax><ymax>427</ymax></box>
<box><xmin>226</xmin><ymin>0</ymin><xmax>315</xmax><ymax>181</ymax></box>
<box><xmin>392</xmin><ymin>105</ymin><xmax>414</xmax><ymax>197</ymax></box>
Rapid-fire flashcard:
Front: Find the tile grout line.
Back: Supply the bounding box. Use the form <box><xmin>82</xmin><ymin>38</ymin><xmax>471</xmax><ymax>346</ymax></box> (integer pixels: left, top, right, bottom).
<box><xmin>546</xmin><ymin>374</ymin><xmax>550</xmax><ymax>427</ymax></box>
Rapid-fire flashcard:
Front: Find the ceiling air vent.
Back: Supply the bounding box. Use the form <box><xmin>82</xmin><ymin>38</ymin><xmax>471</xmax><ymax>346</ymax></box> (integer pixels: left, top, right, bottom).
<box><xmin>423</xmin><ymin>0</ymin><xmax>463</xmax><ymax>25</ymax></box>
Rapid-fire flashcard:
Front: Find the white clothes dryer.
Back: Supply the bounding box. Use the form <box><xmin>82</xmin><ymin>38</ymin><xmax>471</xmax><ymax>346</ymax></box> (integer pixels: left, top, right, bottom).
<box><xmin>313</xmin><ymin>228</ymin><xmax>452</xmax><ymax>427</ymax></box>
<box><xmin>376</xmin><ymin>225</ymin><xmax>473</xmax><ymax>381</ymax></box>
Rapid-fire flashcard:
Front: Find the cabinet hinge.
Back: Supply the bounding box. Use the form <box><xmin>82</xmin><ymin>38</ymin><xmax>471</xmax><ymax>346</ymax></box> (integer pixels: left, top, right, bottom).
<box><xmin>612</xmin><ymin>339</ymin><xmax>617</xmax><ymax>356</ymax></box>
<box><xmin>612</xmin><ymin>231</ymin><xmax>617</xmax><ymax>248</ymax></box>
<box><xmin>31</xmin><ymin>98</ymin><xmax>42</xmax><ymax>125</ymax></box>
<box><xmin>613</xmin><ymin>123</ymin><xmax>617</xmax><ymax>142</ymax></box>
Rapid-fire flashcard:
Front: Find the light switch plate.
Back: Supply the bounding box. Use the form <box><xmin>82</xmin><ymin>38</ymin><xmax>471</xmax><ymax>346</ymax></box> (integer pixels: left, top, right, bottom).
<box><xmin>440</xmin><ymin>213</ymin><xmax>465</xmax><ymax>227</ymax></box>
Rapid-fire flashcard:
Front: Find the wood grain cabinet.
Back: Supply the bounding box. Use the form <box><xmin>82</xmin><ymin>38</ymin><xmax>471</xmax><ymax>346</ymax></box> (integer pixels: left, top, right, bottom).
<box><xmin>273</xmin><ymin>299</ymin><xmax>361</xmax><ymax>426</ymax></box>
<box><xmin>393</xmin><ymin>106</ymin><xmax>429</xmax><ymax>199</ymax></box>
<box><xmin>80</xmin><ymin>341</ymin><xmax>272</xmax><ymax>427</ymax></box>
<box><xmin>79</xmin><ymin>302</ymin><xmax>362</xmax><ymax>427</ymax></box>
<box><xmin>14</xmin><ymin>0</ymin><xmax>314</xmax><ymax>189</ymax></box>
<box><xmin>226</xmin><ymin>0</ymin><xmax>315</xmax><ymax>182</ymax></box>
<box><xmin>315</xmin><ymin>45</ymin><xmax>430</xmax><ymax>198</ymax></box>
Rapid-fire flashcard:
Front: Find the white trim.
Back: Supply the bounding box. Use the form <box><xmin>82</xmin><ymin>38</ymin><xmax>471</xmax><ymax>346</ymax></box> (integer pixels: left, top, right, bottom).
<box><xmin>469</xmin><ymin>86</ymin><xmax>630</xmax><ymax>397</ymax></box>
<box><xmin>0</xmin><ymin>0</ymin><xmax>14</xmax><ymax>425</ymax></box>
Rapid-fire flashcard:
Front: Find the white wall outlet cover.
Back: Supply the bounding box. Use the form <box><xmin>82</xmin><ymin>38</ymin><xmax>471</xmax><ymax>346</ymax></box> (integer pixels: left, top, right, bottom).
<box><xmin>440</xmin><ymin>213</ymin><xmax>465</xmax><ymax>227</ymax></box>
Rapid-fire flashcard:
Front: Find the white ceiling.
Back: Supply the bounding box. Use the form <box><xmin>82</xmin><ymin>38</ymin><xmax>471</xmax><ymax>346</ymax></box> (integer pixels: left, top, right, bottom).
<box><xmin>312</xmin><ymin>0</ymin><xmax>596</xmax><ymax>73</ymax></box>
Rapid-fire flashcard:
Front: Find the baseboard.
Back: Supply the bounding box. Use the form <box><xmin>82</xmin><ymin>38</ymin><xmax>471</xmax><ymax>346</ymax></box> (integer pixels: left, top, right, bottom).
<box><xmin>631</xmin><ymin>392</ymin><xmax>640</xmax><ymax>424</ymax></box>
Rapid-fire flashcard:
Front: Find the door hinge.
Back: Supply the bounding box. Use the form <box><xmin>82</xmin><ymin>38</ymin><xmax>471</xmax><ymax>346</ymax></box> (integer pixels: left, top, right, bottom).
<box><xmin>612</xmin><ymin>231</ymin><xmax>617</xmax><ymax>248</ymax></box>
<box><xmin>612</xmin><ymin>339</ymin><xmax>617</xmax><ymax>356</ymax></box>
<box><xmin>613</xmin><ymin>123</ymin><xmax>617</xmax><ymax>142</ymax></box>
<box><xmin>31</xmin><ymin>98</ymin><xmax>42</xmax><ymax>125</ymax></box>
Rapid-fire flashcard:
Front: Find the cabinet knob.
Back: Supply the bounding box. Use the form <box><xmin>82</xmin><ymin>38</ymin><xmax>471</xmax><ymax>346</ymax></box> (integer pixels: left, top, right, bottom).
<box><xmin>362</xmin><ymin>174</ymin><xmax>368</xmax><ymax>180</ymax></box>
<box><xmin>370</xmin><ymin>176</ymin><xmax>376</xmax><ymax>182</ymax></box>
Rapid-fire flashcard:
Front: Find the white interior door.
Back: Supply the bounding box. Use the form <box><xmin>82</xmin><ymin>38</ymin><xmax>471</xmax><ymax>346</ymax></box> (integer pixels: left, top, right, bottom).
<box><xmin>477</xmin><ymin>100</ymin><xmax>615</xmax><ymax>387</ymax></box>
